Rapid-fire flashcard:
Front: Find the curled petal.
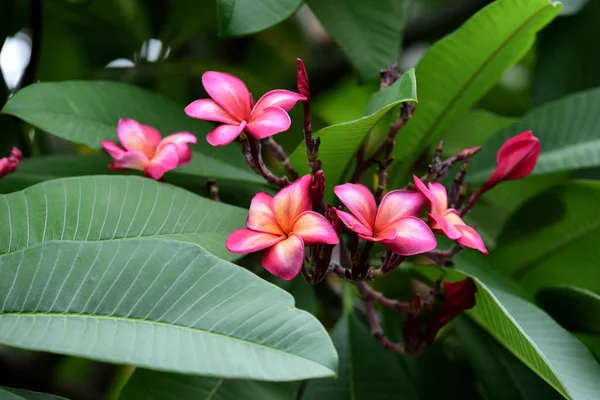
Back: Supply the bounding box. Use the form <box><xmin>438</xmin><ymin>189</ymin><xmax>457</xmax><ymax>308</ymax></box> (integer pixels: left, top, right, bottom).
<box><xmin>335</xmin><ymin>209</ymin><xmax>372</xmax><ymax>236</ymax></box>
<box><xmin>226</xmin><ymin>228</ymin><xmax>284</xmax><ymax>253</ymax></box>
<box><xmin>262</xmin><ymin>234</ymin><xmax>305</xmax><ymax>280</ymax></box>
<box><xmin>272</xmin><ymin>174</ymin><xmax>312</xmax><ymax>232</ymax></box>
<box><xmin>291</xmin><ymin>211</ymin><xmax>339</xmax><ymax>245</ymax></box>
<box><xmin>334</xmin><ymin>183</ymin><xmax>377</xmax><ymax>228</ymax></box>
<box><xmin>100</xmin><ymin>140</ymin><xmax>125</xmax><ymax>159</ymax></box>
<box><xmin>428</xmin><ymin>182</ymin><xmax>448</xmax><ymax>215</ymax></box>
<box><xmin>157</xmin><ymin>132</ymin><xmax>197</xmax><ymax>165</ymax></box>
<box><xmin>442</xmin><ymin>209</ymin><xmax>467</xmax><ymax>226</ymax></box>
<box><xmin>111</xmin><ymin>150</ymin><xmax>150</xmax><ymax>172</ymax></box>
<box><xmin>206</xmin><ymin>121</ymin><xmax>246</xmax><ymax>146</ymax></box>
<box><xmin>427</xmin><ymin>213</ymin><xmax>462</xmax><ymax>240</ymax></box>
<box><xmin>117</xmin><ymin>118</ymin><xmax>162</xmax><ymax>158</ymax></box>
<box><xmin>456</xmin><ymin>225</ymin><xmax>488</xmax><ymax>254</ymax></box>
<box><xmin>184</xmin><ymin>99</ymin><xmax>239</xmax><ymax>124</ymax></box>
<box><xmin>375</xmin><ymin>190</ymin><xmax>425</xmax><ymax>232</ymax></box>
<box><xmin>245</xmin><ymin>106</ymin><xmax>291</xmax><ymax>140</ymax></box>
<box><xmin>202</xmin><ymin>71</ymin><xmax>251</xmax><ymax>120</ymax></box>
<box><xmin>360</xmin><ymin>228</ymin><xmax>397</xmax><ymax>242</ymax></box>
<box><xmin>247</xmin><ymin>192</ymin><xmax>284</xmax><ymax>236</ymax></box>
<box><xmin>145</xmin><ymin>143</ymin><xmax>180</xmax><ymax>180</ymax></box>
<box><xmin>383</xmin><ymin>216</ymin><xmax>437</xmax><ymax>256</ymax></box>
<box><xmin>252</xmin><ymin>89</ymin><xmax>306</xmax><ymax>114</ymax></box>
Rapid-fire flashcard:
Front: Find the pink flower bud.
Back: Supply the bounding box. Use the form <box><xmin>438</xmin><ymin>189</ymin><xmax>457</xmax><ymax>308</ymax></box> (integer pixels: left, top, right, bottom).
<box><xmin>310</xmin><ymin>170</ymin><xmax>325</xmax><ymax>210</ymax></box>
<box><xmin>457</xmin><ymin>146</ymin><xmax>481</xmax><ymax>159</ymax></box>
<box><xmin>483</xmin><ymin>130</ymin><xmax>540</xmax><ymax>190</ymax></box>
<box><xmin>0</xmin><ymin>147</ymin><xmax>22</xmax><ymax>178</ymax></box>
<box><xmin>296</xmin><ymin>58</ymin><xmax>310</xmax><ymax>100</ymax></box>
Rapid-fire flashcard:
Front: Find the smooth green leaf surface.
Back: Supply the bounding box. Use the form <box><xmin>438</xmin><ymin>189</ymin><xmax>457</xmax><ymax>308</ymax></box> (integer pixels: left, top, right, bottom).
<box><xmin>0</xmin><ymin>239</ymin><xmax>337</xmax><ymax>380</ymax></box>
<box><xmin>217</xmin><ymin>0</ymin><xmax>302</xmax><ymax>36</ymax></box>
<box><xmin>306</xmin><ymin>0</ymin><xmax>403</xmax><ymax>81</ymax></box>
<box><xmin>0</xmin><ymin>175</ymin><xmax>247</xmax><ymax>260</ymax></box>
<box><xmin>0</xmin><ymin>387</ymin><xmax>68</xmax><ymax>400</ymax></box>
<box><xmin>560</xmin><ymin>0</ymin><xmax>590</xmax><ymax>15</ymax></box>
<box><xmin>537</xmin><ymin>286</ymin><xmax>600</xmax><ymax>335</ymax></box>
<box><xmin>120</xmin><ymin>369</ymin><xmax>298</xmax><ymax>399</ymax></box>
<box><xmin>390</xmin><ymin>0</ymin><xmax>561</xmax><ymax>186</ymax></box>
<box><xmin>289</xmin><ymin>69</ymin><xmax>417</xmax><ymax>199</ymax></box>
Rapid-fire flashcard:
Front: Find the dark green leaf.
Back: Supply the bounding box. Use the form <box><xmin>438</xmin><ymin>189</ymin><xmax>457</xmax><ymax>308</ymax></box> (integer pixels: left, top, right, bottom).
<box><xmin>0</xmin><ymin>387</ymin><xmax>68</xmax><ymax>400</ymax></box>
<box><xmin>537</xmin><ymin>286</ymin><xmax>600</xmax><ymax>335</ymax></box>
<box><xmin>217</xmin><ymin>0</ymin><xmax>302</xmax><ymax>36</ymax></box>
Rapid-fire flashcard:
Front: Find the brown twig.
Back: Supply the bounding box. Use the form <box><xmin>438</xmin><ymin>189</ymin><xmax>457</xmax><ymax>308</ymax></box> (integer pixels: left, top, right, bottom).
<box><xmin>263</xmin><ymin>137</ymin><xmax>298</xmax><ymax>180</ymax></box>
<box><xmin>356</xmin><ymin>281</ymin><xmax>409</xmax><ymax>312</ymax></box>
<box><xmin>248</xmin><ymin>137</ymin><xmax>290</xmax><ymax>187</ymax></box>
<box><xmin>423</xmin><ymin>243</ymin><xmax>463</xmax><ymax>266</ymax></box>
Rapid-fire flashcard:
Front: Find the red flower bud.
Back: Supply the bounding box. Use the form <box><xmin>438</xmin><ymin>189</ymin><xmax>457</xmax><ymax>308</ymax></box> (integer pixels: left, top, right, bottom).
<box><xmin>0</xmin><ymin>147</ymin><xmax>22</xmax><ymax>178</ymax></box>
<box><xmin>457</xmin><ymin>146</ymin><xmax>481</xmax><ymax>159</ymax></box>
<box><xmin>483</xmin><ymin>130</ymin><xmax>540</xmax><ymax>190</ymax></box>
<box><xmin>310</xmin><ymin>170</ymin><xmax>325</xmax><ymax>210</ymax></box>
<box><xmin>296</xmin><ymin>58</ymin><xmax>310</xmax><ymax>100</ymax></box>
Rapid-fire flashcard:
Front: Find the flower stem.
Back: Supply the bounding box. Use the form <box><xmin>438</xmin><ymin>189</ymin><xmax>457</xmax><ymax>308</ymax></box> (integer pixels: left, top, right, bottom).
<box><xmin>248</xmin><ymin>137</ymin><xmax>290</xmax><ymax>187</ymax></box>
<box><xmin>263</xmin><ymin>137</ymin><xmax>298</xmax><ymax>180</ymax></box>
<box><xmin>356</xmin><ymin>281</ymin><xmax>409</xmax><ymax>312</ymax></box>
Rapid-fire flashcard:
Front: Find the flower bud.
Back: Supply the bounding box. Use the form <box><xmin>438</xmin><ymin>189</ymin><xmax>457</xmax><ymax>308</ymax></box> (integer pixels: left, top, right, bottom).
<box><xmin>0</xmin><ymin>147</ymin><xmax>22</xmax><ymax>178</ymax></box>
<box><xmin>296</xmin><ymin>58</ymin><xmax>310</xmax><ymax>100</ymax></box>
<box><xmin>310</xmin><ymin>170</ymin><xmax>325</xmax><ymax>210</ymax></box>
<box><xmin>457</xmin><ymin>146</ymin><xmax>481</xmax><ymax>159</ymax></box>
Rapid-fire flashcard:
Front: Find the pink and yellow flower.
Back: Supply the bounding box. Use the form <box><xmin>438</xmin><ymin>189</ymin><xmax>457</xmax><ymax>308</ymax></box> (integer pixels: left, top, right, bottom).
<box><xmin>226</xmin><ymin>175</ymin><xmax>339</xmax><ymax>280</ymax></box>
<box><xmin>100</xmin><ymin>118</ymin><xmax>197</xmax><ymax>180</ymax></box>
<box><xmin>185</xmin><ymin>71</ymin><xmax>306</xmax><ymax>146</ymax></box>
<box><xmin>413</xmin><ymin>176</ymin><xmax>487</xmax><ymax>254</ymax></box>
<box><xmin>333</xmin><ymin>183</ymin><xmax>437</xmax><ymax>255</ymax></box>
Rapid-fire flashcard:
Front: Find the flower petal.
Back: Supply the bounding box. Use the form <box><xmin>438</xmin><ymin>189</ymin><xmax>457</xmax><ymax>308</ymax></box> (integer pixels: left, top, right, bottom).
<box><xmin>457</xmin><ymin>225</ymin><xmax>488</xmax><ymax>254</ymax></box>
<box><xmin>226</xmin><ymin>228</ymin><xmax>284</xmax><ymax>253</ymax></box>
<box><xmin>291</xmin><ymin>211</ymin><xmax>339</xmax><ymax>245</ymax></box>
<box><xmin>111</xmin><ymin>150</ymin><xmax>150</xmax><ymax>172</ymax></box>
<box><xmin>262</xmin><ymin>234</ymin><xmax>305</xmax><ymax>280</ymax></box>
<box><xmin>357</xmin><ymin>229</ymin><xmax>397</xmax><ymax>243</ymax></box>
<box><xmin>272</xmin><ymin>174</ymin><xmax>312</xmax><ymax>232</ymax></box>
<box><xmin>202</xmin><ymin>71</ymin><xmax>251</xmax><ymax>120</ymax></box>
<box><xmin>335</xmin><ymin>209</ymin><xmax>373</xmax><ymax>236</ymax></box>
<box><xmin>206</xmin><ymin>121</ymin><xmax>246</xmax><ymax>146</ymax></box>
<box><xmin>145</xmin><ymin>143</ymin><xmax>180</xmax><ymax>180</ymax></box>
<box><xmin>442</xmin><ymin>209</ymin><xmax>467</xmax><ymax>227</ymax></box>
<box><xmin>245</xmin><ymin>106</ymin><xmax>291</xmax><ymax>140</ymax></box>
<box><xmin>427</xmin><ymin>212</ymin><xmax>462</xmax><ymax>240</ymax></box>
<box><xmin>413</xmin><ymin>176</ymin><xmax>447</xmax><ymax>215</ymax></box>
<box><xmin>383</xmin><ymin>216</ymin><xmax>437</xmax><ymax>256</ymax></box>
<box><xmin>100</xmin><ymin>140</ymin><xmax>125</xmax><ymax>159</ymax></box>
<box><xmin>117</xmin><ymin>118</ymin><xmax>162</xmax><ymax>158</ymax></box>
<box><xmin>334</xmin><ymin>183</ymin><xmax>377</xmax><ymax>228</ymax></box>
<box><xmin>252</xmin><ymin>89</ymin><xmax>306</xmax><ymax>114</ymax></box>
<box><xmin>184</xmin><ymin>99</ymin><xmax>239</xmax><ymax>124</ymax></box>
<box><xmin>157</xmin><ymin>132</ymin><xmax>198</xmax><ymax>165</ymax></box>
<box><xmin>247</xmin><ymin>192</ymin><xmax>284</xmax><ymax>235</ymax></box>
<box><xmin>375</xmin><ymin>189</ymin><xmax>426</xmax><ymax>232</ymax></box>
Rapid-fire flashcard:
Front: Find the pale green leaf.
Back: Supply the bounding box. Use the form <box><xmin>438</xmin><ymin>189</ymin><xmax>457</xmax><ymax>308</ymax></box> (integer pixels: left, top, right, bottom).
<box><xmin>217</xmin><ymin>0</ymin><xmax>302</xmax><ymax>36</ymax></box>
<box><xmin>0</xmin><ymin>387</ymin><xmax>68</xmax><ymax>400</ymax></box>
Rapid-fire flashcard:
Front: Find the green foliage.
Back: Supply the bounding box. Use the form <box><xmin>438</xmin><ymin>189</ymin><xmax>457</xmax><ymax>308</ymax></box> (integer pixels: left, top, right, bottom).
<box><xmin>0</xmin><ymin>388</ymin><xmax>68</xmax><ymax>400</ymax></box>
<box><xmin>537</xmin><ymin>286</ymin><xmax>600</xmax><ymax>335</ymax></box>
<box><xmin>217</xmin><ymin>0</ymin><xmax>303</xmax><ymax>37</ymax></box>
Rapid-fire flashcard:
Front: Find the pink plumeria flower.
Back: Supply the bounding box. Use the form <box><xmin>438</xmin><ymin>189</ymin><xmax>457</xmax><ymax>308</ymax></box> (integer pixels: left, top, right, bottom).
<box><xmin>333</xmin><ymin>183</ymin><xmax>437</xmax><ymax>256</ymax></box>
<box><xmin>413</xmin><ymin>176</ymin><xmax>487</xmax><ymax>254</ymax></box>
<box><xmin>184</xmin><ymin>71</ymin><xmax>306</xmax><ymax>146</ymax></box>
<box><xmin>226</xmin><ymin>175</ymin><xmax>339</xmax><ymax>280</ymax></box>
<box><xmin>100</xmin><ymin>118</ymin><xmax>197</xmax><ymax>180</ymax></box>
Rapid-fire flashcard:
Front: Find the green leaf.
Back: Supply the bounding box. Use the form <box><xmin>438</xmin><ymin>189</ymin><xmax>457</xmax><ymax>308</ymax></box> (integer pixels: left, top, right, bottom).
<box><xmin>289</xmin><ymin>69</ymin><xmax>417</xmax><ymax>199</ymax></box>
<box><xmin>302</xmin><ymin>311</ymin><xmax>419</xmax><ymax>400</ymax></box>
<box><xmin>0</xmin><ymin>388</ymin><xmax>68</xmax><ymax>400</ymax></box>
<box><xmin>0</xmin><ymin>175</ymin><xmax>247</xmax><ymax>260</ymax></box>
<box><xmin>119</xmin><ymin>369</ymin><xmax>298</xmax><ymax>399</ymax></box>
<box><xmin>217</xmin><ymin>0</ymin><xmax>302</xmax><ymax>36</ymax></box>
<box><xmin>305</xmin><ymin>0</ymin><xmax>403</xmax><ymax>81</ymax></box>
<box><xmin>560</xmin><ymin>0</ymin><xmax>590</xmax><ymax>15</ymax></box>
<box><xmin>532</xmin><ymin>1</ymin><xmax>600</xmax><ymax>105</ymax></box>
<box><xmin>536</xmin><ymin>286</ymin><xmax>600</xmax><ymax>335</ymax></box>
<box><xmin>389</xmin><ymin>0</ymin><xmax>561</xmax><ymax>186</ymax></box>
<box><xmin>454</xmin><ymin>316</ymin><xmax>563</xmax><ymax>400</ymax></box>
<box><xmin>0</xmin><ymin>239</ymin><xmax>337</xmax><ymax>380</ymax></box>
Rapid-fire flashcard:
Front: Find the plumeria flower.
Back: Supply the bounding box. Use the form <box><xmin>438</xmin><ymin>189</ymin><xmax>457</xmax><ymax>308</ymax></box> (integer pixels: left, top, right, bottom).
<box><xmin>413</xmin><ymin>176</ymin><xmax>487</xmax><ymax>254</ymax></box>
<box><xmin>226</xmin><ymin>175</ymin><xmax>339</xmax><ymax>280</ymax></box>
<box><xmin>184</xmin><ymin>71</ymin><xmax>306</xmax><ymax>146</ymax></box>
<box><xmin>333</xmin><ymin>183</ymin><xmax>437</xmax><ymax>255</ymax></box>
<box><xmin>101</xmin><ymin>118</ymin><xmax>197</xmax><ymax>180</ymax></box>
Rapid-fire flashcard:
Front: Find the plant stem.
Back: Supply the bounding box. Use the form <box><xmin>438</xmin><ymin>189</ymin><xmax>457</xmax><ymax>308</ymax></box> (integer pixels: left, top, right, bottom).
<box><xmin>356</xmin><ymin>281</ymin><xmax>409</xmax><ymax>312</ymax></box>
<box><xmin>248</xmin><ymin>137</ymin><xmax>290</xmax><ymax>187</ymax></box>
<box><xmin>263</xmin><ymin>136</ymin><xmax>298</xmax><ymax>180</ymax></box>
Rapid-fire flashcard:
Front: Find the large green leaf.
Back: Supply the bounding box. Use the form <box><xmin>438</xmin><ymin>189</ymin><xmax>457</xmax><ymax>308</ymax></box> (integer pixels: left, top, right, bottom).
<box><xmin>0</xmin><ymin>388</ymin><xmax>68</xmax><ymax>400</ymax></box>
<box><xmin>0</xmin><ymin>175</ymin><xmax>247</xmax><ymax>260</ymax></box>
<box><xmin>560</xmin><ymin>0</ymin><xmax>590</xmax><ymax>15</ymax></box>
<box><xmin>469</xmin><ymin>88</ymin><xmax>600</xmax><ymax>183</ymax></box>
<box><xmin>537</xmin><ymin>286</ymin><xmax>600</xmax><ymax>335</ymax></box>
<box><xmin>0</xmin><ymin>238</ymin><xmax>337</xmax><ymax>380</ymax></box>
<box><xmin>389</xmin><ymin>0</ymin><xmax>561</xmax><ymax>186</ymax></box>
<box><xmin>289</xmin><ymin>69</ymin><xmax>417</xmax><ymax>199</ymax></box>
<box><xmin>217</xmin><ymin>0</ymin><xmax>302</xmax><ymax>36</ymax></box>
<box><xmin>305</xmin><ymin>0</ymin><xmax>403</xmax><ymax>81</ymax></box>
<box><xmin>119</xmin><ymin>369</ymin><xmax>298</xmax><ymax>399</ymax></box>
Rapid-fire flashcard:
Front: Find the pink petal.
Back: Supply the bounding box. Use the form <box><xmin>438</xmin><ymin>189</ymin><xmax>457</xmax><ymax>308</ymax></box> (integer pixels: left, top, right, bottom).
<box><xmin>457</xmin><ymin>225</ymin><xmax>488</xmax><ymax>254</ymax></box>
<box><xmin>357</xmin><ymin>229</ymin><xmax>397</xmax><ymax>243</ymax></box>
<box><xmin>262</xmin><ymin>234</ymin><xmax>305</xmax><ymax>280</ymax></box>
<box><xmin>291</xmin><ymin>211</ymin><xmax>339</xmax><ymax>245</ymax></box>
<box><xmin>382</xmin><ymin>216</ymin><xmax>437</xmax><ymax>256</ymax></box>
<box><xmin>184</xmin><ymin>99</ymin><xmax>239</xmax><ymax>124</ymax></box>
<box><xmin>206</xmin><ymin>121</ymin><xmax>246</xmax><ymax>146</ymax></box>
<box><xmin>247</xmin><ymin>192</ymin><xmax>284</xmax><ymax>236</ymax></box>
<box><xmin>245</xmin><ymin>106</ymin><xmax>291</xmax><ymax>140</ymax></box>
<box><xmin>100</xmin><ymin>140</ymin><xmax>125</xmax><ymax>159</ymax></box>
<box><xmin>226</xmin><ymin>228</ymin><xmax>285</xmax><ymax>253</ymax></box>
<box><xmin>202</xmin><ymin>71</ymin><xmax>251</xmax><ymax>120</ymax></box>
<box><xmin>272</xmin><ymin>174</ymin><xmax>312</xmax><ymax>232</ymax></box>
<box><xmin>442</xmin><ymin>209</ymin><xmax>467</xmax><ymax>227</ymax></box>
<box><xmin>414</xmin><ymin>176</ymin><xmax>443</xmax><ymax>215</ymax></box>
<box><xmin>145</xmin><ymin>143</ymin><xmax>180</xmax><ymax>180</ymax></box>
<box><xmin>427</xmin><ymin>212</ymin><xmax>462</xmax><ymax>240</ymax></box>
<box><xmin>117</xmin><ymin>118</ymin><xmax>162</xmax><ymax>158</ymax></box>
<box><xmin>335</xmin><ymin>209</ymin><xmax>373</xmax><ymax>236</ymax></box>
<box><xmin>252</xmin><ymin>89</ymin><xmax>306</xmax><ymax>114</ymax></box>
<box><xmin>428</xmin><ymin>182</ymin><xmax>448</xmax><ymax>215</ymax></box>
<box><xmin>111</xmin><ymin>150</ymin><xmax>150</xmax><ymax>172</ymax></box>
<box><xmin>334</xmin><ymin>183</ymin><xmax>377</xmax><ymax>229</ymax></box>
<box><xmin>375</xmin><ymin>190</ymin><xmax>426</xmax><ymax>233</ymax></box>
<box><xmin>157</xmin><ymin>132</ymin><xmax>198</xmax><ymax>165</ymax></box>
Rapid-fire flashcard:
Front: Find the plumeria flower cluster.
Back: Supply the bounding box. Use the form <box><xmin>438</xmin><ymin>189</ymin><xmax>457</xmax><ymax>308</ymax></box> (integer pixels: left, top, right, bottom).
<box><xmin>100</xmin><ymin>60</ymin><xmax>540</xmax><ymax>356</ymax></box>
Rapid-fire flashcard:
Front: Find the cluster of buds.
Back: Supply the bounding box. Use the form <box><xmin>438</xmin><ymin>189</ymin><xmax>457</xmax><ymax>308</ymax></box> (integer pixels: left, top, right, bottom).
<box><xmin>0</xmin><ymin>147</ymin><xmax>22</xmax><ymax>178</ymax></box>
